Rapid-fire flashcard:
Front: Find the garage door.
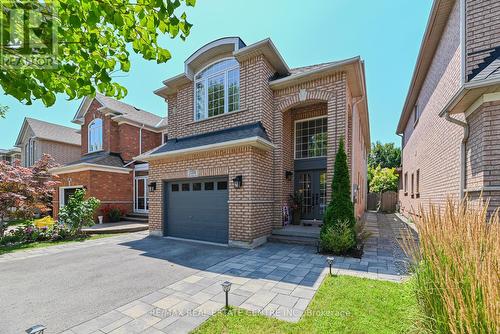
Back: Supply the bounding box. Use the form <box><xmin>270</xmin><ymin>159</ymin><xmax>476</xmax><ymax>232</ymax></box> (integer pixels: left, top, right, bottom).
<box><xmin>165</xmin><ymin>177</ymin><xmax>229</xmax><ymax>244</ymax></box>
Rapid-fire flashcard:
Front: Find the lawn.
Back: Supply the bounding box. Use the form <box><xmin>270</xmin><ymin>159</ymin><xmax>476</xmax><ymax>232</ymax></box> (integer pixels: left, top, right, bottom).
<box><xmin>194</xmin><ymin>275</ymin><xmax>418</xmax><ymax>334</ymax></box>
<box><xmin>0</xmin><ymin>233</ymin><xmax>121</xmax><ymax>255</ymax></box>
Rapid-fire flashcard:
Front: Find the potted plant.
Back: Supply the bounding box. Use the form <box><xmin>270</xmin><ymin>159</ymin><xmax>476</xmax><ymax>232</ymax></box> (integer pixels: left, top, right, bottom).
<box><xmin>289</xmin><ymin>191</ymin><xmax>303</xmax><ymax>225</ymax></box>
<box><xmin>100</xmin><ymin>205</ymin><xmax>125</xmax><ymax>223</ymax></box>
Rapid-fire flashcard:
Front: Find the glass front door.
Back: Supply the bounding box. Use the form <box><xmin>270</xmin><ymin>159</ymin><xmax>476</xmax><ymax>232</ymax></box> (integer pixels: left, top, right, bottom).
<box><xmin>295</xmin><ymin>170</ymin><xmax>327</xmax><ymax>221</ymax></box>
<box><xmin>134</xmin><ymin>176</ymin><xmax>148</xmax><ymax>213</ymax></box>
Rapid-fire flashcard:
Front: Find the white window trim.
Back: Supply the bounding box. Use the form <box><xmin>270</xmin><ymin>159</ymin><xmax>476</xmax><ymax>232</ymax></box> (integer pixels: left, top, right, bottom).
<box><xmin>193</xmin><ymin>57</ymin><xmax>240</xmax><ymax>121</ymax></box>
<box><xmin>88</xmin><ymin>118</ymin><xmax>103</xmax><ymax>153</ymax></box>
<box><xmin>294</xmin><ymin>116</ymin><xmax>328</xmax><ymax>160</ymax></box>
<box><xmin>59</xmin><ymin>185</ymin><xmax>84</xmax><ymax>208</ymax></box>
<box><xmin>24</xmin><ymin>137</ymin><xmax>36</xmax><ymax>167</ymax></box>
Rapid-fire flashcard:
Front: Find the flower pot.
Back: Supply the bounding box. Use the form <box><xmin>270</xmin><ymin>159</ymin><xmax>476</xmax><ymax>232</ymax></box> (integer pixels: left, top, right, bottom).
<box><xmin>98</xmin><ymin>216</ymin><xmax>103</xmax><ymax>225</ymax></box>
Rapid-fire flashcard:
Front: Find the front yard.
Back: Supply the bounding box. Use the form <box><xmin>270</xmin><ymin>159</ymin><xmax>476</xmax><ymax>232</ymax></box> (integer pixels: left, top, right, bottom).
<box><xmin>195</xmin><ymin>275</ymin><xmax>417</xmax><ymax>334</ymax></box>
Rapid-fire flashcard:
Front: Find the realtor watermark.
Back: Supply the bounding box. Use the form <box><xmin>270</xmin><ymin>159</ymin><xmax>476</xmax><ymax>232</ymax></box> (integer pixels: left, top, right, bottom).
<box><xmin>150</xmin><ymin>307</ymin><xmax>351</xmax><ymax>319</ymax></box>
<box><xmin>1</xmin><ymin>0</ymin><xmax>58</xmax><ymax>69</ymax></box>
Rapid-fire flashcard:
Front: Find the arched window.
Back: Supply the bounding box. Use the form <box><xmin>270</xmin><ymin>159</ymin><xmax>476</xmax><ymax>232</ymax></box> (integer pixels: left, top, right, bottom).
<box><xmin>88</xmin><ymin>118</ymin><xmax>103</xmax><ymax>152</ymax></box>
<box><xmin>195</xmin><ymin>58</ymin><xmax>240</xmax><ymax>121</ymax></box>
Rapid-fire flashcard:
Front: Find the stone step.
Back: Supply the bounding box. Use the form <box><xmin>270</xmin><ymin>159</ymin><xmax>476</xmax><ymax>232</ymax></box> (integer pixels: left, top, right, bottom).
<box><xmin>268</xmin><ymin>234</ymin><xmax>319</xmax><ymax>247</ymax></box>
<box><xmin>124</xmin><ymin>215</ymin><xmax>148</xmax><ymax>223</ymax></box>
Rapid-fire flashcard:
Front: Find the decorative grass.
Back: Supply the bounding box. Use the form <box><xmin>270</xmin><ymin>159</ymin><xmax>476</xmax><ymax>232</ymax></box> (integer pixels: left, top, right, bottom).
<box><xmin>402</xmin><ymin>199</ymin><xmax>499</xmax><ymax>334</ymax></box>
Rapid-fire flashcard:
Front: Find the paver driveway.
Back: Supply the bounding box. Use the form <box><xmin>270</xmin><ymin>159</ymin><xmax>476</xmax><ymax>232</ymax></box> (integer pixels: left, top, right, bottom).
<box><xmin>0</xmin><ymin>213</ymin><xmax>412</xmax><ymax>334</ymax></box>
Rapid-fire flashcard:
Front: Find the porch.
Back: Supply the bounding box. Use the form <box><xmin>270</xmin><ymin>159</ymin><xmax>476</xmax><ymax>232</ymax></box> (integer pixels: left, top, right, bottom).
<box><xmin>269</xmin><ymin>224</ymin><xmax>320</xmax><ymax>246</ymax></box>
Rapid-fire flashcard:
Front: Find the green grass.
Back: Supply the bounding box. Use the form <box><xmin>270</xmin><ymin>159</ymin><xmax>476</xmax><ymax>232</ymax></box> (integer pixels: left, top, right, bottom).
<box><xmin>0</xmin><ymin>233</ymin><xmax>121</xmax><ymax>255</ymax></box>
<box><xmin>194</xmin><ymin>275</ymin><xmax>418</xmax><ymax>334</ymax></box>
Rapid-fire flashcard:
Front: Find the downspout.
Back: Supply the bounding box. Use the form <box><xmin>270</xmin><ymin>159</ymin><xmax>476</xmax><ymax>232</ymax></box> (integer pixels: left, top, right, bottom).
<box><xmin>351</xmin><ymin>96</ymin><xmax>364</xmax><ymax>203</ymax></box>
<box><xmin>443</xmin><ymin>111</ymin><xmax>469</xmax><ymax>199</ymax></box>
<box><xmin>139</xmin><ymin>124</ymin><xmax>145</xmax><ymax>155</ymax></box>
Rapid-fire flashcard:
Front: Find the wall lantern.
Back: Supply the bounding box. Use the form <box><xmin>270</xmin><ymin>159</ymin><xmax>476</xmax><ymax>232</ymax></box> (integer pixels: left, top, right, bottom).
<box><xmin>232</xmin><ymin>175</ymin><xmax>243</xmax><ymax>189</ymax></box>
<box><xmin>285</xmin><ymin>171</ymin><xmax>293</xmax><ymax>180</ymax></box>
<box><xmin>148</xmin><ymin>182</ymin><xmax>157</xmax><ymax>192</ymax></box>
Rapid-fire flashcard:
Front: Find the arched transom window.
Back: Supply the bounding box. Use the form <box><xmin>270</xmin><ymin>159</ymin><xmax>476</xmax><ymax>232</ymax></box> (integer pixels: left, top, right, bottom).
<box><xmin>88</xmin><ymin>118</ymin><xmax>103</xmax><ymax>152</ymax></box>
<box><xmin>195</xmin><ymin>58</ymin><xmax>240</xmax><ymax>121</ymax></box>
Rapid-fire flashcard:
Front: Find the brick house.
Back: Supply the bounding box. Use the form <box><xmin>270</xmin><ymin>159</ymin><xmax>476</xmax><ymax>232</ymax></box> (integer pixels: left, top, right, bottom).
<box><xmin>137</xmin><ymin>37</ymin><xmax>370</xmax><ymax>247</ymax></box>
<box><xmin>14</xmin><ymin>117</ymin><xmax>81</xmax><ymax>167</ymax></box>
<box><xmin>0</xmin><ymin>147</ymin><xmax>21</xmax><ymax>163</ymax></box>
<box><xmin>50</xmin><ymin>94</ymin><xmax>167</xmax><ymax>220</ymax></box>
<box><xmin>396</xmin><ymin>0</ymin><xmax>500</xmax><ymax>217</ymax></box>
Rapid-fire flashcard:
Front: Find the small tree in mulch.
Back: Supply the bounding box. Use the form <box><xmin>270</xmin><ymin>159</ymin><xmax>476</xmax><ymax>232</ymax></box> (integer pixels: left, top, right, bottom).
<box><xmin>320</xmin><ymin>138</ymin><xmax>356</xmax><ymax>254</ymax></box>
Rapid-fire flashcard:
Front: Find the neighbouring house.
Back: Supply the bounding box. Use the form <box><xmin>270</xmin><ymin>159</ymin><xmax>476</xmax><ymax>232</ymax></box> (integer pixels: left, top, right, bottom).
<box><xmin>49</xmin><ymin>94</ymin><xmax>167</xmax><ymax>221</ymax></box>
<box><xmin>136</xmin><ymin>37</ymin><xmax>370</xmax><ymax>247</ymax></box>
<box><xmin>14</xmin><ymin>117</ymin><xmax>81</xmax><ymax>167</ymax></box>
<box><xmin>396</xmin><ymin>0</ymin><xmax>500</xmax><ymax>217</ymax></box>
<box><xmin>0</xmin><ymin>147</ymin><xmax>21</xmax><ymax>163</ymax></box>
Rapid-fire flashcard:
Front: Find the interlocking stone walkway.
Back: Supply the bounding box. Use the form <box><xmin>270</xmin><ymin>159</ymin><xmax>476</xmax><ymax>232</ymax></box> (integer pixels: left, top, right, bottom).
<box><xmin>61</xmin><ymin>213</ymin><xmax>414</xmax><ymax>334</ymax></box>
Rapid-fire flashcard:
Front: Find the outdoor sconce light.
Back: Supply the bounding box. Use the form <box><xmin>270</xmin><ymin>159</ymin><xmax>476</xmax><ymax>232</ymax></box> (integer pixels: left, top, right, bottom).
<box><xmin>221</xmin><ymin>281</ymin><xmax>232</xmax><ymax>312</ymax></box>
<box><xmin>285</xmin><ymin>171</ymin><xmax>293</xmax><ymax>180</ymax></box>
<box><xmin>232</xmin><ymin>175</ymin><xmax>243</xmax><ymax>189</ymax></box>
<box><xmin>26</xmin><ymin>325</ymin><xmax>46</xmax><ymax>334</ymax></box>
<box><xmin>148</xmin><ymin>182</ymin><xmax>157</xmax><ymax>192</ymax></box>
<box><xmin>326</xmin><ymin>257</ymin><xmax>335</xmax><ymax>276</ymax></box>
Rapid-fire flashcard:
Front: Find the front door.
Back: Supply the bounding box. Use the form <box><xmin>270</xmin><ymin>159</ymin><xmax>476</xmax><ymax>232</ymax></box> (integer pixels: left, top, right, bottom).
<box><xmin>134</xmin><ymin>176</ymin><xmax>148</xmax><ymax>213</ymax></box>
<box><xmin>295</xmin><ymin>170</ymin><xmax>327</xmax><ymax>221</ymax></box>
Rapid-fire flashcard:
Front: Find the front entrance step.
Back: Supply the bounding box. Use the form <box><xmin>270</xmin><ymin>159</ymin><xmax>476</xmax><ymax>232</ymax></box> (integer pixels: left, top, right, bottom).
<box><xmin>268</xmin><ymin>234</ymin><xmax>319</xmax><ymax>246</ymax></box>
<box><xmin>124</xmin><ymin>213</ymin><xmax>148</xmax><ymax>223</ymax></box>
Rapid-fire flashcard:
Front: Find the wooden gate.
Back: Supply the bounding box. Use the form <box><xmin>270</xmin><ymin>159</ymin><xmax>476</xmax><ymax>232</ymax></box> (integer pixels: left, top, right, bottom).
<box><xmin>367</xmin><ymin>191</ymin><xmax>398</xmax><ymax>212</ymax></box>
<box><xmin>367</xmin><ymin>193</ymin><xmax>380</xmax><ymax>211</ymax></box>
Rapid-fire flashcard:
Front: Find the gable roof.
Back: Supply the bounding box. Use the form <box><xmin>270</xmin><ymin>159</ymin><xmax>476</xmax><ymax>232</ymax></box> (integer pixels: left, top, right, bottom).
<box><xmin>15</xmin><ymin>118</ymin><xmax>81</xmax><ymax>147</ymax></box>
<box><xmin>469</xmin><ymin>47</ymin><xmax>500</xmax><ymax>82</ymax></box>
<box><xmin>65</xmin><ymin>151</ymin><xmax>125</xmax><ymax>168</ymax></box>
<box><xmin>72</xmin><ymin>94</ymin><xmax>167</xmax><ymax>132</ymax></box>
<box><xmin>396</xmin><ymin>0</ymin><xmax>456</xmax><ymax>134</ymax></box>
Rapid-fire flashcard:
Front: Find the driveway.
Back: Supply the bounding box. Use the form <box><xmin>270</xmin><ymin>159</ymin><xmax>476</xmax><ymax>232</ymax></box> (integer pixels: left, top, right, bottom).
<box><xmin>0</xmin><ymin>233</ymin><xmax>244</xmax><ymax>334</ymax></box>
<box><xmin>0</xmin><ymin>213</ymin><xmax>412</xmax><ymax>334</ymax></box>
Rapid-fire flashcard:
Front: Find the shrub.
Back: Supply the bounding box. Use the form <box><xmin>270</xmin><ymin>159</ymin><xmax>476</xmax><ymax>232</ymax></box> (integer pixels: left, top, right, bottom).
<box><xmin>321</xmin><ymin>138</ymin><xmax>357</xmax><ymax>253</ymax></box>
<box><xmin>58</xmin><ymin>189</ymin><xmax>100</xmax><ymax>234</ymax></box>
<box><xmin>320</xmin><ymin>220</ymin><xmax>356</xmax><ymax>254</ymax></box>
<box><xmin>402</xmin><ymin>198</ymin><xmax>499</xmax><ymax>334</ymax></box>
<box><xmin>100</xmin><ymin>205</ymin><xmax>126</xmax><ymax>222</ymax></box>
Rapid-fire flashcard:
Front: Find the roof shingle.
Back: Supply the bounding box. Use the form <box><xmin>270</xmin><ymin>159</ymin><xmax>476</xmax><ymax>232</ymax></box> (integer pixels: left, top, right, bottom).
<box><xmin>25</xmin><ymin>118</ymin><xmax>80</xmax><ymax>146</ymax></box>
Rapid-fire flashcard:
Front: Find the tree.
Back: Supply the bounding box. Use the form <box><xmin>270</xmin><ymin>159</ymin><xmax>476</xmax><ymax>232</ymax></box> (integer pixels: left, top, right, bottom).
<box><xmin>320</xmin><ymin>138</ymin><xmax>356</xmax><ymax>254</ymax></box>
<box><xmin>0</xmin><ymin>154</ymin><xmax>59</xmax><ymax>236</ymax></box>
<box><xmin>0</xmin><ymin>0</ymin><xmax>195</xmax><ymax>106</ymax></box>
<box><xmin>369</xmin><ymin>165</ymin><xmax>399</xmax><ymax>193</ymax></box>
<box><xmin>58</xmin><ymin>188</ymin><xmax>100</xmax><ymax>234</ymax></box>
<box><xmin>368</xmin><ymin>141</ymin><xmax>401</xmax><ymax>169</ymax></box>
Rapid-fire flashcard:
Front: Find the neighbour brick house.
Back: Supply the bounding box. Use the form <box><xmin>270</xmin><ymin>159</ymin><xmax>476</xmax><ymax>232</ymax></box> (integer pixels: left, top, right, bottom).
<box><xmin>397</xmin><ymin>0</ymin><xmax>500</xmax><ymax>217</ymax></box>
<box><xmin>14</xmin><ymin>117</ymin><xmax>81</xmax><ymax>167</ymax></box>
<box><xmin>138</xmin><ymin>37</ymin><xmax>370</xmax><ymax>248</ymax></box>
<box><xmin>50</xmin><ymin>94</ymin><xmax>167</xmax><ymax>220</ymax></box>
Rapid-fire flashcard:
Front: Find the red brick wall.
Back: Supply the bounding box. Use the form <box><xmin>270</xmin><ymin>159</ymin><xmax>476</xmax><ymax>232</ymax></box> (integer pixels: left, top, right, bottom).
<box><xmin>52</xmin><ymin>170</ymin><xmax>133</xmax><ymax>221</ymax></box>
<box><xmin>465</xmin><ymin>0</ymin><xmax>500</xmax><ymax>78</ymax></box>
<box><xmin>81</xmin><ymin>99</ymin><xmax>161</xmax><ymax>160</ymax></box>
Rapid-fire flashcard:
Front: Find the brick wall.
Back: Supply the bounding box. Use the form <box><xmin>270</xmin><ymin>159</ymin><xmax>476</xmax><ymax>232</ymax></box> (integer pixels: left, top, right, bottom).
<box><xmin>465</xmin><ymin>0</ymin><xmax>500</xmax><ymax>78</ymax></box>
<box><xmin>400</xmin><ymin>0</ymin><xmax>464</xmax><ymax>216</ymax></box>
<box><xmin>81</xmin><ymin>99</ymin><xmax>161</xmax><ymax>160</ymax></box>
<box><xmin>52</xmin><ymin>170</ymin><xmax>133</xmax><ymax>220</ymax></box>
<box><xmin>148</xmin><ymin>146</ymin><xmax>273</xmax><ymax>244</ymax></box>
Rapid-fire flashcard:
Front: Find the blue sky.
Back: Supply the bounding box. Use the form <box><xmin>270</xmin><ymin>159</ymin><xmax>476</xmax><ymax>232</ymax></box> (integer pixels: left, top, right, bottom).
<box><xmin>0</xmin><ymin>0</ymin><xmax>432</xmax><ymax>148</ymax></box>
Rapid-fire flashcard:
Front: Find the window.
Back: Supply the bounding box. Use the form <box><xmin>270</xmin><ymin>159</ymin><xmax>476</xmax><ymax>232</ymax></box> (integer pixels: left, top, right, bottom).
<box><xmin>295</xmin><ymin>117</ymin><xmax>328</xmax><ymax>159</ymax></box>
<box><xmin>404</xmin><ymin>172</ymin><xmax>408</xmax><ymax>195</ymax></box>
<box><xmin>181</xmin><ymin>183</ymin><xmax>190</xmax><ymax>191</ymax></box>
<box><xmin>413</xmin><ymin>105</ymin><xmax>419</xmax><ymax>126</ymax></box>
<box><xmin>411</xmin><ymin>173</ymin><xmax>414</xmax><ymax>198</ymax></box>
<box><xmin>217</xmin><ymin>181</ymin><xmax>228</xmax><ymax>190</ymax></box>
<box><xmin>24</xmin><ymin>137</ymin><xmax>36</xmax><ymax>167</ymax></box>
<box><xmin>193</xmin><ymin>183</ymin><xmax>202</xmax><ymax>191</ymax></box>
<box><xmin>204</xmin><ymin>182</ymin><xmax>214</xmax><ymax>190</ymax></box>
<box><xmin>195</xmin><ymin>59</ymin><xmax>240</xmax><ymax>121</ymax></box>
<box><xmin>88</xmin><ymin>118</ymin><xmax>103</xmax><ymax>152</ymax></box>
<box><xmin>171</xmin><ymin>184</ymin><xmax>179</xmax><ymax>192</ymax></box>
<box><xmin>162</xmin><ymin>133</ymin><xmax>168</xmax><ymax>144</ymax></box>
<box><xmin>416</xmin><ymin>169</ymin><xmax>420</xmax><ymax>197</ymax></box>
